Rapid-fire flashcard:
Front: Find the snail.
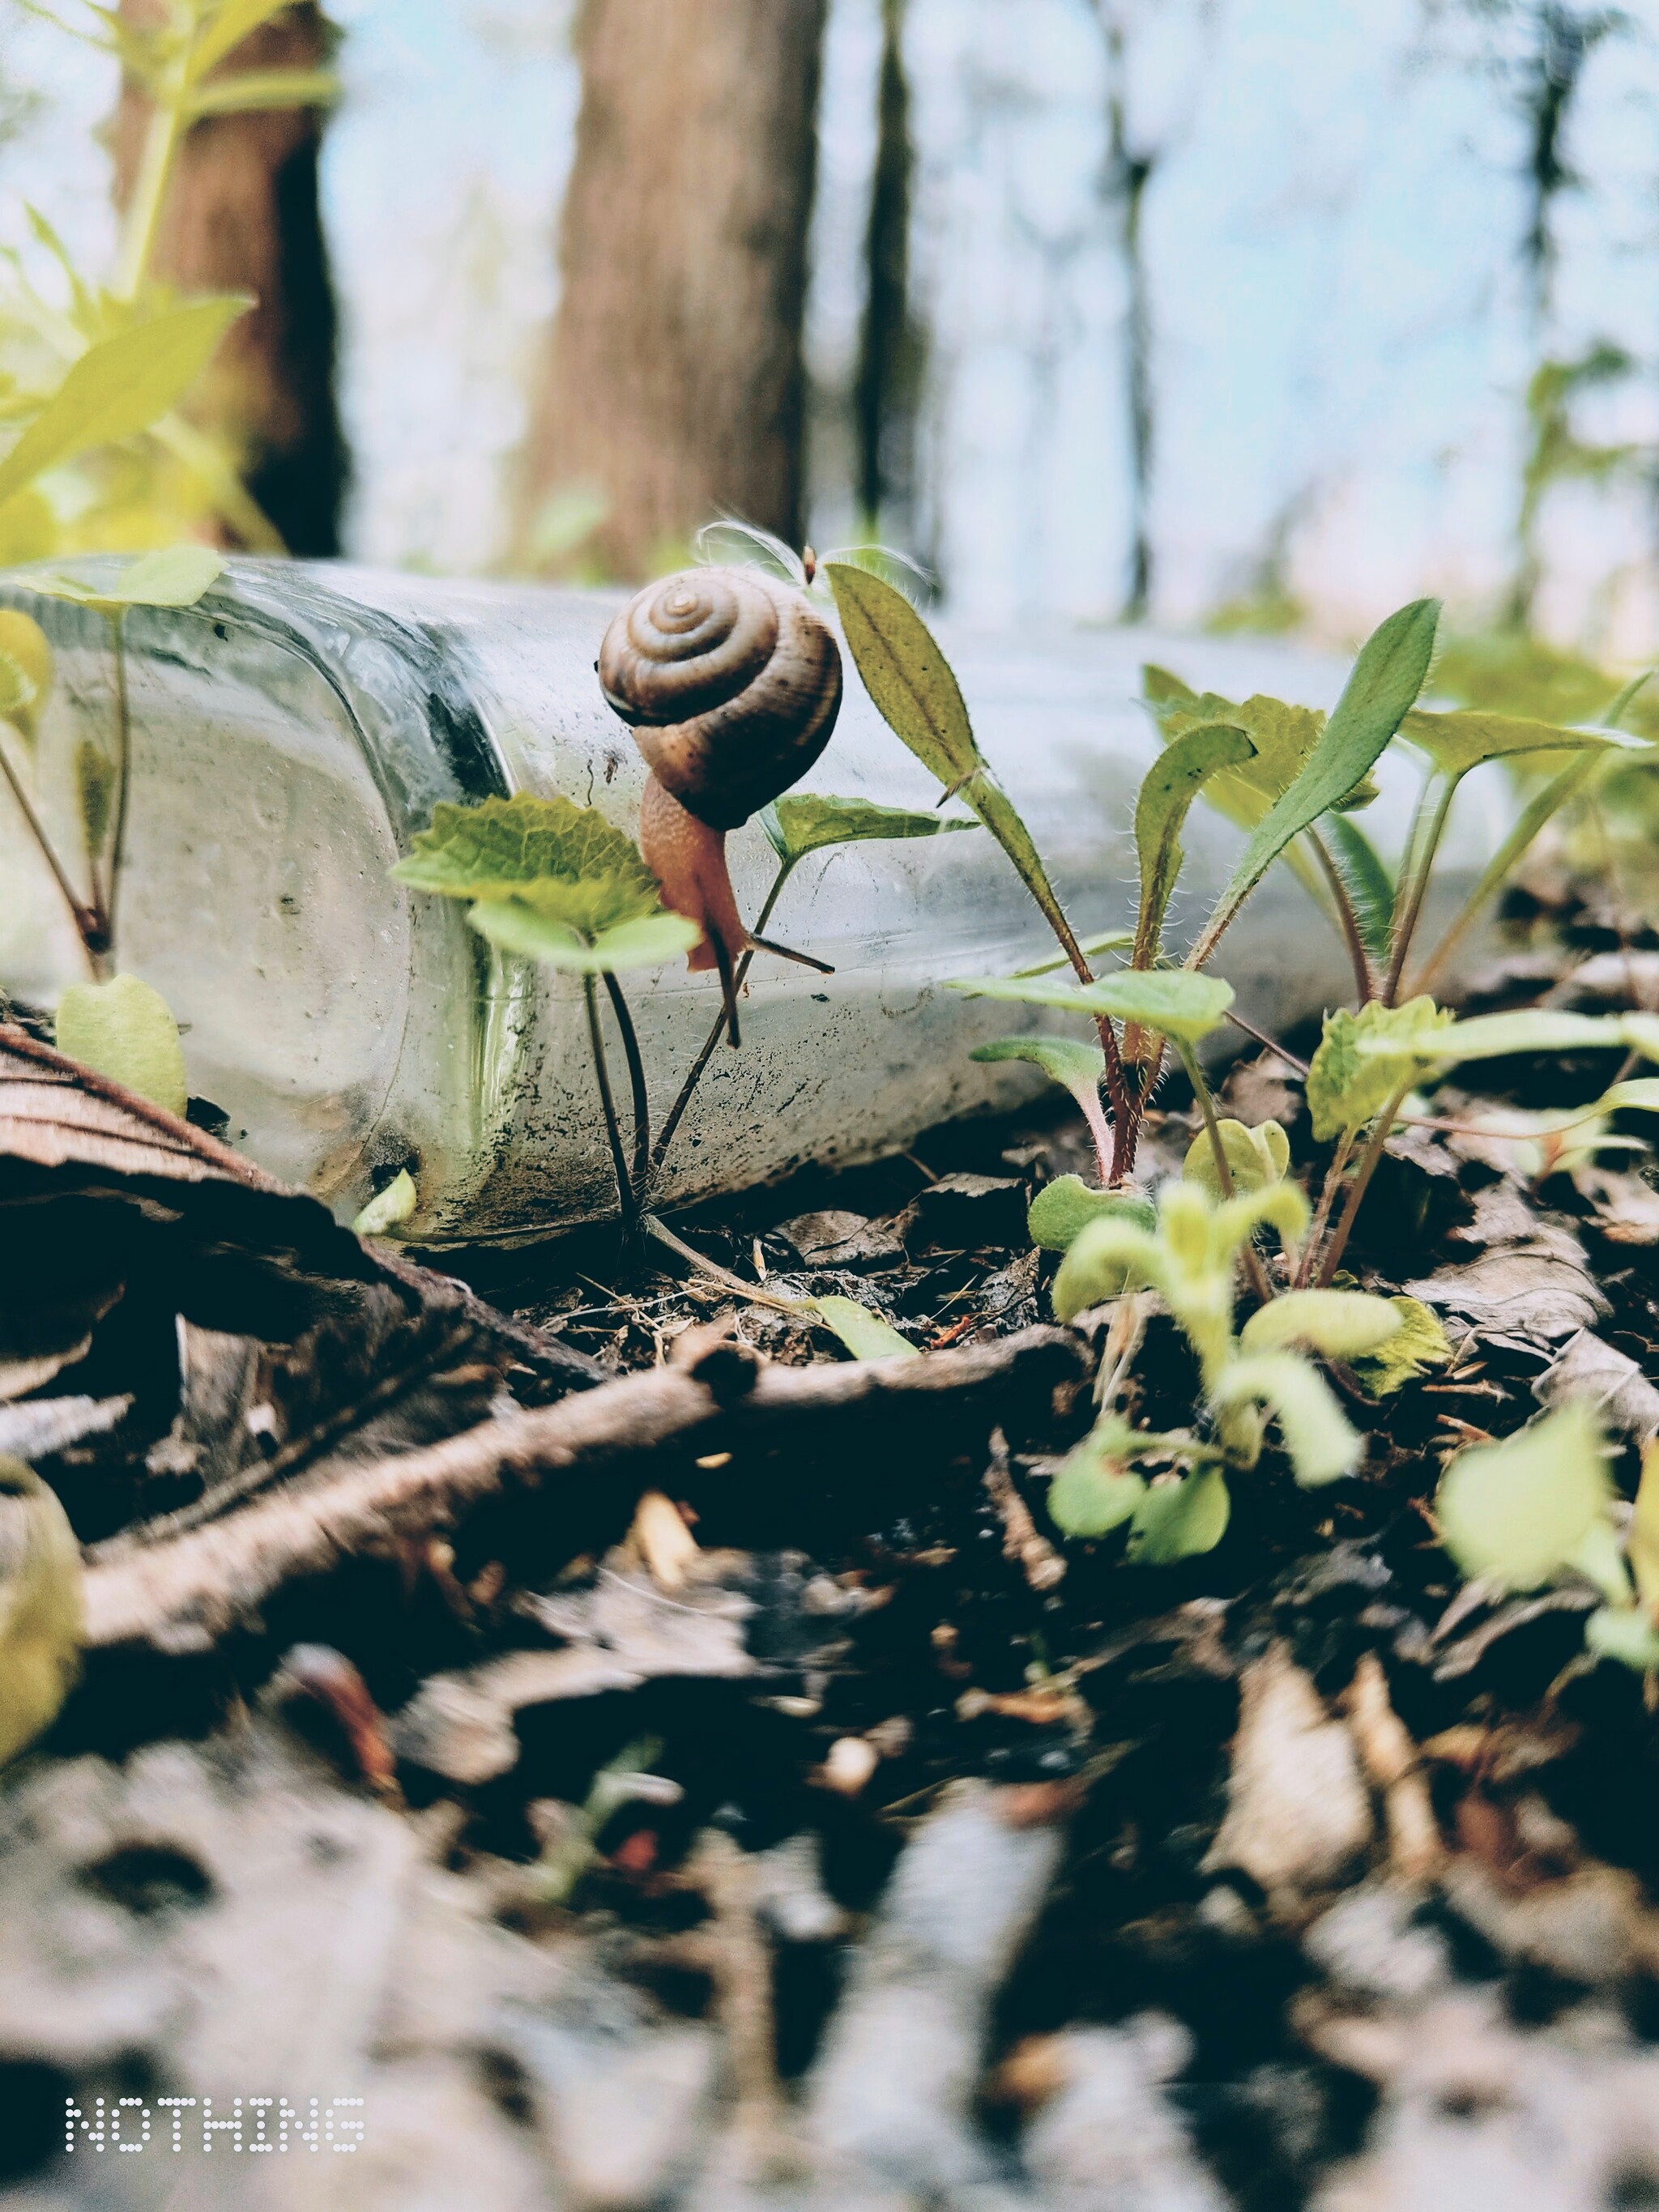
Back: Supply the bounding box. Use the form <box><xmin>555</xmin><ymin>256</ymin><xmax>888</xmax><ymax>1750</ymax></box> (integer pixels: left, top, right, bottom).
<box><xmin>598</xmin><ymin>565</ymin><xmax>842</xmax><ymax>1044</ymax></box>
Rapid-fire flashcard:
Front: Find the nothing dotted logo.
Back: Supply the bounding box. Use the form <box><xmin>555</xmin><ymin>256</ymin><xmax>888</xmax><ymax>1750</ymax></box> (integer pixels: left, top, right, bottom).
<box><xmin>64</xmin><ymin>2097</ymin><xmax>365</xmax><ymax>2154</ymax></box>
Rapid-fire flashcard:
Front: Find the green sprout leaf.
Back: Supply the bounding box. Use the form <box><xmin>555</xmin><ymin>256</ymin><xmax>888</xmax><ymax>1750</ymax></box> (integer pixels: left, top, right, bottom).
<box><xmin>1323</xmin><ymin>812</ymin><xmax>1396</xmax><ymax>961</ymax></box>
<box><xmin>1238</xmin><ymin>1289</ymin><xmax>1402</xmax><ymax>1362</ymax></box>
<box><xmin>758</xmin><ymin>791</ymin><xmax>978</xmax><ymax>867</ymax></box>
<box><xmin>0</xmin><ymin>610</ymin><xmax>51</xmax><ymax>744</ymax></box>
<box><xmin>467</xmin><ymin>902</ymin><xmax>700</xmax><ymax>974</ymax></box>
<box><xmin>1181</xmin><ymin>1117</ymin><xmax>1288</xmax><ymax>1200</ymax></box>
<box><xmin>1132</xmin><ymin>721</ymin><xmax>1256</xmax><ymax>968</ymax></box>
<box><xmin>31</xmin><ymin>545</ymin><xmax>226</xmax><ymax>612</ymax></box>
<box><xmin>949</xmin><ymin>967</ymin><xmax>1234</xmax><ymax>1046</ymax></box>
<box><xmin>54</xmin><ymin>974</ymin><xmax>187</xmax><ymax>1119</ymax></box>
<box><xmin>1189</xmin><ymin>598</ymin><xmax>1442</xmax><ymax>967</ymax></box>
<box><xmin>1307</xmin><ymin>995</ymin><xmax>1453</xmax><ymax>1141</ymax></box>
<box><xmin>1436</xmin><ymin>1402</ymin><xmax>1612</xmax><ymax>1592</ymax></box>
<box><xmin>1350</xmin><ymin>1296</ymin><xmax>1452</xmax><ymax>1396</ymax></box>
<box><xmin>1355</xmin><ymin>1005</ymin><xmax>1626</xmax><ymax>1069</ymax></box>
<box><xmin>75</xmin><ymin>739</ymin><xmax>114</xmax><ymax>856</ymax></box>
<box><xmin>811</xmin><ymin>1296</ymin><xmax>917</xmax><ymax>1362</ymax></box>
<box><xmin>394</xmin><ymin>792</ymin><xmax>671</xmax><ymax>940</ymax></box>
<box><xmin>1051</xmin><ymin>1215</ymin><xmax>1167</xmax><ymax>1320</ymax></box>
<box><xmin>352</xmin><ymin>1168</ymin><xmax>417</xmax><ymax>1238</ymax></box>
<box><xmin>1400</xmin><ymin>706</ymin><xmax>1637</xmax><ymax>780</ymax></box>
<box><xmin>1585</xmin><ymin>1605</ymin><xmax>1659</xmax><ymax>1675</ymax></box>
<box><xmin>1142</xmin><ymin>671</ymin><xmax>1371</xmax><ymax>821</ymax></box>
<box><xmin>0</xmin><ymin>296</ymin><xmax>249</xmax><ymax>514</ymax></box>
<box><xmin>0</xmin><ymin>648</ymin><xmax>36</xmax><ymax>732</ymax></box>
<box><xmin>1047</xmin><ymin>1417</ymin><xmax>1149</xmax><ymax>1537</ymax></box>
<box><xmin>1210</xmin><ymin>1353</ymin><xmax>1366</xmax><ymax>1487</ymax></box>
<box><xmin>1027</xmin><ymin>1176</ymin><xmax>1156</xmax><ymax>1255</ymax></box>
<box><xmin>1125</xmin><ymin>1465</ymin><xmax>1231</xmax><ymax>1563</ymax></box>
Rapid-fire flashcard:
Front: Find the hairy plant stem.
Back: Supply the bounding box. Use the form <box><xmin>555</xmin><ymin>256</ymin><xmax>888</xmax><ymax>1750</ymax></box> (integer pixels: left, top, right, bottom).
<box><xmin>1384</xmin><ymin>774</ymin><xmax>1454</xmax><ymax>1005</ymax></box>
<box><xmin>1316</xmin><ymin>1077</ymin><xmax>1414</xmax><ymax>1287</ymax></box>
<box><xmin>583</xmin><ymin>973</ymin><xmax>640</xmax><ymax>1245</ymax></box>
<box><xmin>0</xmin><ymin>727</ymin><xmax>101</xmax><ymax>974</ymax></box>
<box><xmin>650</xmin><ymin>860</ymin><xmax>793</xmax><ymax>1187</ymax></box>
<box><xmin>1175</xmin><ymin>1038</ymin><xmax>1273</xmax><ymax>1307</ymax></box>
<box><xmin>1296</xmin><ymin>1129</ymin><xmax>1354</xmax><ymax>1289</ymax></box>
<box><xmin>1309</xmin><ymin>828</ymin><xmax>1373</xmax><ymax>1004</ymax></box>
<box><xmin>600</xmin><ymin>970</ymin><xmax>650</xmax><ymax>1207</ymax></box>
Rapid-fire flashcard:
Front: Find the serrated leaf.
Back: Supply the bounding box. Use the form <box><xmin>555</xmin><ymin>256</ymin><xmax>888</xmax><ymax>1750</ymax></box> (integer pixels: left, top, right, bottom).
<box><xmin>467</xmin><ymin>901</ymin><xmax>701</xmax><ymax>974</ymax></box>
<box><xmin>352</xmin><ymin>1168</ymin><xmax>417</xmax><ymax>1238</ymax></box>
<box><xmin>1436</xmin><ymin>1402</ymin><xmax>1612</xmax><ymax>1592</ymax></box>
<box><xmin>1191</xmin><ymin>599</ymin><xmax>1441</xmax><ymax>967</ymax></box>
<box><xmin>1125</xmin><ymin>1465</ymin><xmax>1231</xmax><ymax>1562</ymax></box>
<box><xmin>1143</xmin><ymin>671</ymin><xmax>1354</xmax><ymax>824</ymax></box>
<box><xmin>1047</xmin><ymin>1418</ymin><xmax>1148</xmax><ymax>1537</ymax></box>
<box><xmin>1027</xmin><ymin>1175</ymin><xmax>1155</xmax><ymax>1255</ymax></box>
<box><xmin>1401</xmin><ymin>706</ymin><xmax>1632</xmax><ymax>780</ymax></box>
<box><xmin>54</xmin><ymin>974</ymin><xmax>187</xmax><ymax>1120</ymax></box>
<box><xmin>1211</xmin><ymin>1352</ymin><xmax>1364</xmax><ymax>1486</ymax></box>
<box><xmin>949</xmin><ymin>967</ymin><xmax>1234</xmax><ymax>1045</ymax></box>
<box><xmin>1350</xmin><ymin>1296</ymin><xmax>1452</xmax><ymax>1396</ymax></box>
<box><xmin>1132</xmin><ymin>721</ymin><xmax>1256</xmax><ymax>968</ymax></box>
<box><xmin>812</xmin><ymin>1295</ymin><xmax>917</xmax><ymax>1361</ymax></box>
<box><xmin>1307</xmin><ymin>995</ymin><xmax>1452</xmax><ymax>1141</ymax></box>
<box><xmin>758</xmin><ymin>791</ymin><xmax>978</xmax><ymax>867</ymax></box>
<box><xmin>1358</xmin><ymin>1006</ymin><xmax>1625</xmax><ymax>1068</ymax></box>
<box><xmin>33</xmin><ymin>544</ymin><xmax>226</xmax><ymax>612</ymax></box>
<box><xmin>1181</xmin><ymin>1117</ymin><xmax>1289</xmax><ymax>1200</ymax></box>
<box><xmin>1323</xmin><ymin>812</ymin><xmax>1395</xmax><ymax>961</ymax></box>
<box><xmin>75</xmin><ymin>739</ymin><xmax>114</xmax><ymax>855</ymax></box>
<box><xmin>394</xmin><ymin>792</ymin><xmax>667</xmax><ymax>940</ymax></box>
<box><xmin>0</xmin><ymin>297</ymin><xmax>248</xmax><ymax>514</ymax></box>
<box><xmin>1239</xmin><ymin>1288</ymin><xmax>1401</xmax><ymax>1361</ymax></box>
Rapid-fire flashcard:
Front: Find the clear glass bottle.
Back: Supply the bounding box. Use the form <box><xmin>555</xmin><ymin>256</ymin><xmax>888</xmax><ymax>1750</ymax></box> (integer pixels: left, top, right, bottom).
<box><xmin>0</xmin><ymin>561</ymin><xmax>1506</xmax><ymax>1247</ymax></box>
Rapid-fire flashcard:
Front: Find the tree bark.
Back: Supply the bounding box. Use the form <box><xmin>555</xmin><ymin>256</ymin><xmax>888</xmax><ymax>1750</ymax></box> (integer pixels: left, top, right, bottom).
<box><xmin>113</xmin><ymin>2</ymin><xmax>347</xmax><ymax>556</ymax></box>
<box><xmin>522</xmin><ymin>0</ymin><xmax>827</xmax><ymax>580</ymax></box>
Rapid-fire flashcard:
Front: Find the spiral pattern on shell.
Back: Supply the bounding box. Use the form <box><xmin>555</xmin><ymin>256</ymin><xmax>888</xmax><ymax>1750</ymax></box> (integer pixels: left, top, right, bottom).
<box><xmin>597</xmin><ymin>566</ymin><xmax>842</xmax><ymax>831</ymax></box>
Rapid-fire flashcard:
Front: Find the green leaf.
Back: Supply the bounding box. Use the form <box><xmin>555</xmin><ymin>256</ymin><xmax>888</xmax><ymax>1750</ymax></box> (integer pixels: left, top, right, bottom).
<box><xmin>54</xmin><ymin>974</ymin><xmax>187</xmax><ymax>1119</ymax></box>
<box><xmin>186</xmin><ymin>67</ymin><xmax>340</xmax><ymax>116</ymax></box>
<box><xmin>1323</xmin><ymin>812</ymin><xmax>1396</xmax><ymax>961</ymax></box>
<box><xmin>972</xmin><ymin>1035</ymin><xmax>1104</xmax><ymax>1111</ymax></box>
<box><xmin>1436</xmin><ymin>1402</ymin><xmax>1612</xmax><ymax>1592</ymax></box>
<box><xmin>1051</xmin><ymin>1216</ymin><xmax>1167</xmax><ymax>1320</ymax></box>
<box><xmin>467</xmin><ymin>901</ymin><xmax>700</xmax><ymax>974</ymax></box>
<box><xmin>758</xmin><ymin>791</ymin><xmax>979</xmax><ymax>868</ymax></box>
<box><xmin>0</xmin><ymin>649</ymin><xmax>36</xmax><ymax>730</ymax></box>
<box><xmin>1307</xmin><ymin>995</ymin><xmax>1453</xmax><ymax>1141</ymax></box>
<box><xmin>1400</xmin><ymin>706</ymin><xmax>1634</xmax><ymax>780</ymax></box>
<box><xmin>1048</xmin><ymin>1419</ymin><xmax>1148</xmax><ymax>1537</ymax></box>
<box><xmin>0</xmin><ymin>611</ymin><xmax>51</xmax><ymax>744</ymax></box>
<box><xmin>1010</xmin><ymin>929</ymin><xmax>1136</xmax><ymax>978</ymax></box>
<box><xmin>394</xmin><ymin>792</ymin><xmax>667</xmax><ymax>938</ymax></box>
<box><xmin>1357</xmin><ymin>1006</ymin><xmax>1625</xmax><ymax>1068</ymax></box>
<box><xmin>1238</xmin><ymin>1289</ymin><xmax>1402</xmax><ymax>1362</ymax></box>
<box><xmin>0</xmin><ymin>296</ymin><xmax>249</xmax><ymax>514</ymax></box>
<box><xmin>1132</xmin><ymin>721</ymin><xmax>1256</xmax><ymax>967</ymax></box>
<box><xmin>1181</xmin><ymin>1117</ymin><xmax>1289</xmax><ymax>1200</ymax></box>
<box><xmin>811</xmin><ymin>1295</ymin><xmax>918</xmax><ymax>1361</ymax></box>
<box><xmin>1191</xmin><ymin>599</ymin><xmax>1441</xmax><ymax>967</ymax></box>
<box><xmin>1350</xmin><ymin>1296</ymin><xmax>1452</xmax><ymax>1396</ymax></box>
<box><xmin>1142</xmin><ymin>672</ymin><xmax>1362</xmax><ymax>825</ymax></box>
<box><xmin>1125</xmin><ymin>1466</ymin><xmax>1231</xmax><ymax>1563</ymax></box>
<box><xmin>1211</xmin><ymin>1352</ymin><xmax>1365</xmax><ymax>1486</ymax></box>
<box><xmin>1619</xmin><ymin>1014</ymin><xmax>1659</xmax><ymax>1064</ymax></box>
<box><xmin>949</xmin><ymin>967</ymin><xmax>1234</xmax><ymax>1046</ymax></box>
<box><xmin>1585</xmin><ymin>1605</ymin><xmax>1659</xmax><ymax>1674</ymax></box>
<box><xmin>352</xmin><ymin>1168</ymin><xmax>417</xmax><ymax>1238</ymax></box>
<box><xmin>75</xmin><ymin>739</ymin><xmax>114</xmax><ymax>855</ymax></box>
<box><xmin>1027</xmin><ymin>1175</ymin><xmax>1156</xmax><ymax>1255</ymax></box>
<box><xmin>32</xmin><ymin>544</ymin><xmax>226</xmax><ymax>611</ymax></box>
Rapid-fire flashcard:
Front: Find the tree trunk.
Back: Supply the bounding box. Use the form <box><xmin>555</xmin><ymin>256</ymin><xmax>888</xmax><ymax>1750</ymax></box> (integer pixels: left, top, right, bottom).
<box><xmin>113</xmin><ymin>2</ymin><xmax>347</xmax><ymax>556</ymax></box>
<box><xmin>523</xmin><ymin>0</ymin><xmax>827</xmax><ymax>580</ymax></box>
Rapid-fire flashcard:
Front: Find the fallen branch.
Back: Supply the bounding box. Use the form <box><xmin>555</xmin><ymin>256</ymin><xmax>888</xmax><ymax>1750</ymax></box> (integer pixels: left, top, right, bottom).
<box><xmin>84</xmin><ymin>1326</ymin><xmax>1086</xmax><ymax>1652</ymax></box>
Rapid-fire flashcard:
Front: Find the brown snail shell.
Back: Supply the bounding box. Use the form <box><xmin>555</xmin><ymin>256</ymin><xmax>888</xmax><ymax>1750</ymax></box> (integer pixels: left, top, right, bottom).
<box><xmin>598</xmin><ymin>565</ymin><xmax>842</xmax><ymax>831</ymax></box>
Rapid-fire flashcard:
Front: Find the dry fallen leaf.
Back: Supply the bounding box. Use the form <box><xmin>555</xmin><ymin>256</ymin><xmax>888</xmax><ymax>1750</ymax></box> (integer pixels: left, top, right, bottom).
<box><xmin>1204</xmin><ymin>1641</ymin><xmax>1373</xmax><ymax>1903</ymax></box>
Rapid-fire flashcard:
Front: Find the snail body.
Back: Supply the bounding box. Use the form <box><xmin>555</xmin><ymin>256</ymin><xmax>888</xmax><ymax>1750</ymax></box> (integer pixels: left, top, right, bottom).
<box><xmin>599</xmin><ymin>566</ymin><xmax>843</xmax><ymax>1041</ymax></box>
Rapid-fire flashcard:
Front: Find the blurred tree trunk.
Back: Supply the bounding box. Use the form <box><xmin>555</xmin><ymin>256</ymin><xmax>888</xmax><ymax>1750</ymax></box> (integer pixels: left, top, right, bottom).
<box><xmin>854</xmin><ymin>0</ymin><xmax>923</xmax><ymax>534</ymax></box>
<box><xmin>113</xmin><ymin>2</ymin><xmax>347</xmax><ymax>556</ymax></box>
<box><xmin>523</xmin><ymin>0</ymin><xmax>827</xmax><ymax>578</ymax></box>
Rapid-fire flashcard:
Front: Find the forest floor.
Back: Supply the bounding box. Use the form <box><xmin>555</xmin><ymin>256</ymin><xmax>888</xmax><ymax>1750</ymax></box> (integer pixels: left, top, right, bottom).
<box><xmin>6</xmin><ymin>880</ymin><xmax>1659</xmax><ymax>2210</ymax></box>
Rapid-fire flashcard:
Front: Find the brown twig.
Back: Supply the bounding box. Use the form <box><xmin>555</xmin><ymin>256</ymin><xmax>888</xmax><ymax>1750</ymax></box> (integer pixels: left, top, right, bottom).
<box><xmin>983</xmin><ymin>1429</ymin><xmax>1066</xmax><ymax>1592</ymax></box>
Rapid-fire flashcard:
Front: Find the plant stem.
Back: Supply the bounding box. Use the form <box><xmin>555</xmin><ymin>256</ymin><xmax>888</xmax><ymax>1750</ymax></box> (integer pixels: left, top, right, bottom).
<box><xmin>650</xmin><ymin>859</ymin><xmax>792</xmax><ymax>1187</ymax></box>
<box><xmin>601</xmin><ymin>970</ymin><xmax>650</xmax><ymax>1206</ymax></box>
<box><xmin>643</xmin><ymin>1212</ymin><xmax>812</xmax><ymax>1320</ymax></box>
<box><xmin>1296</xmin><ymin>1128</ymin><xmax>1354</xmax><ymax>1289</ymax></box>
<box><xmin>0</xmin><ymin>727</ymin><xmax>101</xmax><ymax>974</ymax></box>
<box><xmin>1383</xmin><ymin>774</ymin><xmax>1455</xmax><ymax>1006</ymax></box>
<box><xmin>1309</xmin><ymin>828</ymin><xmax>1373</xmax><ymax>1004</ymax></box>
<box><xmin>1316</xmin><ymin>1077</ymin><xmax>1414</xmax><ymax>1286</ymax></box>
<box><xmin>1176</xmin><ymin>1037</ymin><xmax>1274</xmax><ymax>1306</ymax></box>
<box><xmin>114</xmin><ymin>52</ymin><xmax>188</xmax><ymax>301</ymax></box>
<box><xmin>583</xmin><ymin>973</ymin><xmax>640</xmax><ymax>1242</ymax></box>
<box><xmin>103</xmin><ymin>613</ymin><xmax>131</xmax><ymax>959</ymax></box>
<box><xmin>1223</xmin><ymin>1008</ymin><xmax>1311</xmax><ymax>1075</ymax></box>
